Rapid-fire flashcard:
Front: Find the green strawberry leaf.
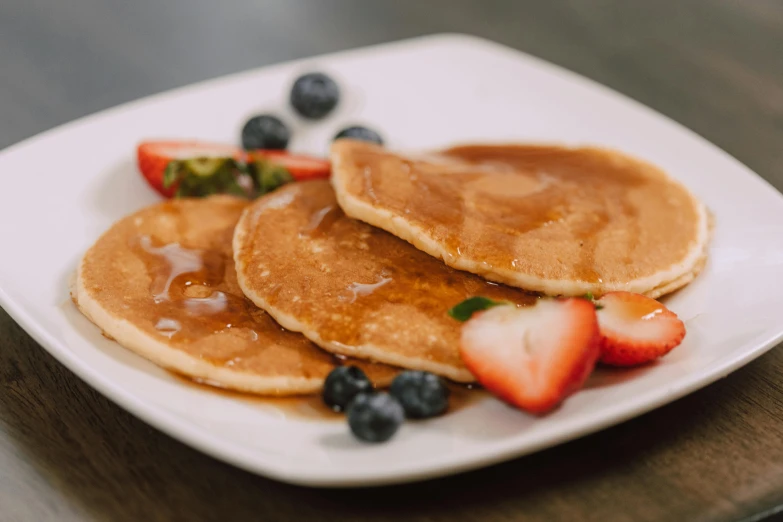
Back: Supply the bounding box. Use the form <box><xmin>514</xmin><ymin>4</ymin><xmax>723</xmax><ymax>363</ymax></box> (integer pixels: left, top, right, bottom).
<box><xmin>174</xmin><ymin>182</ymin><xmax>188</xmax><ymax>199</ymax></box>
<box><xmin>183</xmin><ymin>157</ymin><xmax>228</xmax><ymax>178</ymax></box>
<box><xmin>225</xmin><ymin>179</ymin><xmax>249</xmax><ymax>197</ymax></box>
<box><xmin>583</xmin><ymin>292</ymin><xmax>603</xmax><ymax>310</ymax></box>
<box><xmin>253</xmin><ymin>160</ymin><xmax>294</xmax><ymax>195</ymax></box>
<box><xmin>163</xmin><ymin>160</ymin><xmax>182</xmax><ymax>189</ymax></box>
<box><xmin>448</xmin><ymin>296</ymin><xmax>508</xmax><ymax>322</ymax></box>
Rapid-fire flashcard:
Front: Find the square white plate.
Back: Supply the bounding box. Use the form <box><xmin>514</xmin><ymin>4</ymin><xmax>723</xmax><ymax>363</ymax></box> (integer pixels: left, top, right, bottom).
<box><xmin>1</xmin><ymin>34</ymin><xmax>782</xmax><ymax>487</ymax></box>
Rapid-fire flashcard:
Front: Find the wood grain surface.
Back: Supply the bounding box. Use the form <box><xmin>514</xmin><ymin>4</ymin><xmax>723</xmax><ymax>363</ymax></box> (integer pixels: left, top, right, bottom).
<box><xmin>2</xmin><ymin>1</ymin><xmax>783</xmax><ymax>521</ymax></box>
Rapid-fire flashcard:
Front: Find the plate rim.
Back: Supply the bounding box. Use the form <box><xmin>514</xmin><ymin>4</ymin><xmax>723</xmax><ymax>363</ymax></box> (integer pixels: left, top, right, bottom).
<box><xmin>1</xmin><ymin>32</ymin><xmax>783</xmax><ymax>487</ymax></box>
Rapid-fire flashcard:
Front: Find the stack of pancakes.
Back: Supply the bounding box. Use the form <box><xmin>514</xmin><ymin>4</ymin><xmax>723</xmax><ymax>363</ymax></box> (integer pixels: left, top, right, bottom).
<box><xmin>74</xmin><ymin>140</ymin><xmax>709</xmax><ymax>394</ymax></box>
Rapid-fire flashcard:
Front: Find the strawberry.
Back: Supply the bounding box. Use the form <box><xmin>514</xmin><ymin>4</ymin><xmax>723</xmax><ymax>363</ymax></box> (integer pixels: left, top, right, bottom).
<box><xmin>137</xmin><ymin>140</ymin><xmax>244</xmax><ymax>197</ymax></box>
<box><xmin>595</xmin><ymin>292</ymin><xmax>686</xmax><ymax>366</ymax></box>
<box><xmin>248</xmin><ymin>150</ymin><xmax>331</xmax><ymax>181</ymax></box>
<box><xmin>459</xmin><ymin>298</ymin><xmax>600</xmax><ymax>414</ymax></box>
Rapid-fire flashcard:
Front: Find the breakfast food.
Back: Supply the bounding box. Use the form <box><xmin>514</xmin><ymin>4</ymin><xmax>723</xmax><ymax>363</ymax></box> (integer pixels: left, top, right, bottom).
<box><xmin>72</xmin><ymin>195</ymin><xmax>396</xmax><ymax>395</ymax></box>
<box><xmin>389</xmin><ymin>371</ymin><xmax>450</xmax><ymax>419</ymax></box>
<box><xmin>458</xmin><ymin>298</ymin><xmax>600</xmax><ymax>413</ymax></box>
<box><xmin>233</xmin><ymin>180</ymin><xmax>536</xmax><ymax>383</ymax></box>
<box><xmin>346</xmin><ymin>391</ymin><xmax>404</xmax><ymax>443</ymax></box>
<box><xmin>334</xmin><ymin>125</ymin><xmax>384</xmax><ymax>145</ymax></box>
<box><xmin>136</xmin><ymin>140</ymin><xmax>329</xmax><ymax>198</ymax></box>
<box><xmin>322</xmin><ymin>366</ymin><xmax>451</xmax><ymax>439</ymax></box>
<box><xmin>136</xmin><ymin>141</ymin><xmax>244</xmax><ymax>198</ymax></box>
<box><xmin>290</xmin><ymin>72</ymin><xmax>341</xmax><ymax>120</ymax></box>
<box><xmin>78</xmin><ymin>67</ymin><xmax>707</xmax><ymax>443</ymax></box>
<box><xmin>322</xmin><ymin>365</ymin><xmax>373</xmax><ymax>412</ymax></box>
<box><xmin>594</xmin><ymin>291</ymin><xmax>686</xmax><ymax>366</ymax></box>
<box><xmin>330</xmin><ymin>140</ymin><xmax>710</xmax><ymax>298</ymax></box>
<box><xmin>247</xmin><ymin>150</ymin><xmax>330</xmax><ymax>181</ymax></box>
<box><xmin>241</xmin><ymin>114</ymin><xmax>290</xmax><ymax>150</ymax></box>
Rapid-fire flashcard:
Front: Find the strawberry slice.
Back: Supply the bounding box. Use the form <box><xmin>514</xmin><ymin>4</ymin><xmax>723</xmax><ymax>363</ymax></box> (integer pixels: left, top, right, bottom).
<box><xmin>459</xmin><ymin>299</ymin><xmax>600</xmax><ymax>414</ymax></box>
<box><xmin>248</xmin><ymin>150</ymin><xmax>331</xmax><ymax>181</ymax></box>
<box><xmin>595</xmin><ymin>292</ymin><xmax>686</xmax><ymax>366</ymax></box>
<box><xmin>137</xmin><ymin>140</ymin><xmax>244</xmax><ymax>197</ymax></box>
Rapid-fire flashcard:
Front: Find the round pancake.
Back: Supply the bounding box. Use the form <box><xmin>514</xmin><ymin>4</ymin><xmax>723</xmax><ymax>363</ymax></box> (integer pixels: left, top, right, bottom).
<box><xmin>233</xmin><ymin>181</ymin><xmax>536</xmax><ymax>383</ymax></box>
<box><xmin>73</xmin><ymin>195</ymin><xmax>397</xmax><ymax>396</ymax></box>
<box><xmin>330</xmin><ymin>140</ymin><xmax>711</xmax><ymax>298</ymax></box>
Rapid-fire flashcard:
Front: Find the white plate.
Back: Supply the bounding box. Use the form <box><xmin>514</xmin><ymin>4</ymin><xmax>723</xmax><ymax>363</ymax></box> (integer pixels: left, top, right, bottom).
<box><xmin>1</xmin><ymin>34</ymin><xmax>782</xmax><ymax>487</ymax></box>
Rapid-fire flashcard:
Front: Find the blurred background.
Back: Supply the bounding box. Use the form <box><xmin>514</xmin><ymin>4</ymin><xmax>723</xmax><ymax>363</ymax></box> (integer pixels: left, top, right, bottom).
<box><xmin>3</xmin><ymin>1</ymin><xmax>783</xmax><ymax>521</ymax></box>
<box><xmin>1</xmin><ymin>0</ymin><xmax>780</xmax><ymax>178</ymax></box>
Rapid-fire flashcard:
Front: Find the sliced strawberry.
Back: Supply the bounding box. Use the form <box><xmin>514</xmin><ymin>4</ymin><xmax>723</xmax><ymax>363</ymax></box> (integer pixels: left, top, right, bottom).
<box><xmin>459</xmin><ymin>299</ymin><xmax>600</xmax><ymax>414</ymax></box>
<box><xmin>137</xmin><ymin>140</ymin><xmax>244</xmax><ymax>197</ymax></box>
<box><xmin>595</xmin><ymin>292</ymin><xmax>685</xmax><ymax>367</ymax></box>
<box><xmin>248</xmin><ymin>150</ymin><xmax>331</xmax><ymax>181</ymax></box>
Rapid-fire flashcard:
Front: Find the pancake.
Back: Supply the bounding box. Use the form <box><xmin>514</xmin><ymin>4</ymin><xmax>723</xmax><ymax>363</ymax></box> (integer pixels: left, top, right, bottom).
<box><xmin>73</xmin><ymin>195</ymin><xmax>397</xmax><ymax>396</ymax></box>
<box><xmin>233</xmin><ymin>181</ymin><xmax>536</xmax><ymax>383</ymax></box>
<box><xmin>330</xmin><ymin>140</ymin><xmax>711</xmax><ymax>298</ymax></box>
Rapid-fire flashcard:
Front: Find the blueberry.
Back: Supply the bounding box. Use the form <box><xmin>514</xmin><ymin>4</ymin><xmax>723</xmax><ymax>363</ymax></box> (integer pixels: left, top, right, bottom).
<box><xmin>322</xmin><ymin>366</ymin><xmax>372</xmax><ymax>412</ymax></box>
<box><xmin>241</xmin><ymin>115</ymin><xmax>290</xmax><ymax>150</ymax></box>
<box><xmin>389</xmin><ymin>371</ymin><xmax>450</xmax><ymax>419</ymax></box>
<box><xmin>290</xmin><ymin>72</ymin><xmax>340</xmax><ymax>120</ymax></box>
<box><xmin>334</xmin><ymin>126</ymin><xmax>384</xmax><ymax>145</ymax></box>
<box><xmin>347</xmin><ymin>392</ymin><xmax>404</xmax><ymax>443</ymax></box>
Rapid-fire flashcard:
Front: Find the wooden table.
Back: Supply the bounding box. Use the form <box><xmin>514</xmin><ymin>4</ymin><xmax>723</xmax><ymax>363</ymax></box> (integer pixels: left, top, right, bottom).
<box><xmin>2</xmin><ymin>1</ymin><xmax>782</xmax><ymax>520</ymax></box>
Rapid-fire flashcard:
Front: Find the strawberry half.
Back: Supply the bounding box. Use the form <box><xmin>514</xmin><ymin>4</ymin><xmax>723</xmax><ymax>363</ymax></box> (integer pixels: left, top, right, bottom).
<box><xmin>459</xmin><ymin>299</ymin><xmax>600</xmax><ymax>414</ymax></box>
<box><xmin>595</xmin><ymin>292</ymin><xmax>686</xmax><ymax>367</ymax></box>
<box><xmin>137</xmin><ymin>140</ymin><xmax>244</xmax><ymax>197</ymax></box>
<box><xmin>248</xmin><ymin>150</ymin><xmax>331</xmax><ymax>181</ymax></box>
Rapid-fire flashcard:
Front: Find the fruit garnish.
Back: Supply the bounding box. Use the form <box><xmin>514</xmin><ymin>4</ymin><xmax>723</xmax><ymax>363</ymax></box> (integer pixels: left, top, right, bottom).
<box><xmin>595</xmin><ymin>291</ymin><xmax>686</xmax><ymax>366</ymax></box>
<box><xmin>248</xmin><ymin>158</ymin><xmax>295</xmax><ymax>196</ymax></box>
<box><xmin>137</xmin><ymin>140</ymin><xmax>245</xmax><ymax>198</ymax></box>
<box><xmin>241</xmin><ymin>115</ymin><xmax>290</xmax><ymax>150</ymax></box>
<box><xmin>389</xmin><ymin>371</ymin><xmax>450</xmax><ymax>419</ymax></box>
<box><xmin>290</xmin><ymin>72</ymin><xmax>340</xmax><ymax>120</ymax></box>
<box><xmin>448</xmin><ymin>296</ymin><xmax>507</xmax><ymax>322</ymax></box>
<box><xmin>334</xmin><ymin>125</ymin><xmax>384</xmax><ymax>145</ymax></box>
<box><xmin>137</xmin><ymin>140</ymin><xmax>334</xmax><ymax>199</ymax></box>
<box><xmin>459</xmin><ymin>298</ymin><xmax>600</xmax><ymax>414</ymax></box>
<box><xmin>163</xmin><ymin>157</ymin><xmax>253</xmax><ymax>198</ymax></box>
<box><xmin>183</xmin><ymin>157</ymin><xmax>229</xmax><ymax>177</ymax></box>
<box><xmin>322</xmin><ymin>366</ymin><xmax>372</xmax><ymax>412</ymax></box>
<box><xmin>582</xmin><ymin>292</ymin><xmax>604</xmax><ymax>310</ymax></box>
<box><xmin>248</xmin><ymin>150</ymin><xmax>331</xmax><ymax>181</ymax></box>
<box><xmin>347</xmin><ymin>392</ymin><xmax>405</xmax><ymax>443</ymax></box>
